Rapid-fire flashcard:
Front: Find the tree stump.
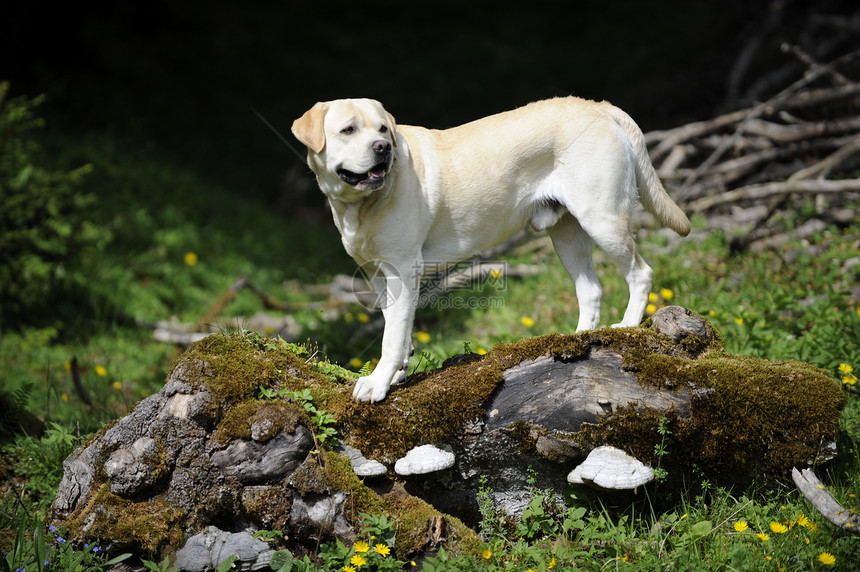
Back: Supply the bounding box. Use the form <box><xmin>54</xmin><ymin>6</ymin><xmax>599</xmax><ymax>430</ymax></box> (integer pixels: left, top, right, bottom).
<box><xmin>50</xmin><ymin>307</ymin><xmax>844</xmax><ymax>570</ymax></box>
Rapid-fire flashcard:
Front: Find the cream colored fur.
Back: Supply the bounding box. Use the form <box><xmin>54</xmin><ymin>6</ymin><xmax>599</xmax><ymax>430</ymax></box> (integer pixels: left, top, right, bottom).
<box><xmin>292</xmin><ymin>97</ymin><xmax>690</xmax><ymax>402</ymax></box>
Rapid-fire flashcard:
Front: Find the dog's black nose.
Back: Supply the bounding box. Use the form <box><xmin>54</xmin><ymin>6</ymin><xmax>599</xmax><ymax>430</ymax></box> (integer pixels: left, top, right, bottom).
<box><xmin>372</xmin><ymin>140</ymin><xmax>391</xmax><ymax>154</ymax></box>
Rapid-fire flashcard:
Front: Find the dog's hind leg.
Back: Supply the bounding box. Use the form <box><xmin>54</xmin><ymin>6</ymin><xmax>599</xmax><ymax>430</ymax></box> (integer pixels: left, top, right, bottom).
<box><xmin>579</xmin><ymin>213</ymin><xmax>653</xmax><ymax>329</ymax></box>
<box><xmin>548</xmin><ymin>216</ymin><xmax>603</xmax><ymax>331</ymax></box>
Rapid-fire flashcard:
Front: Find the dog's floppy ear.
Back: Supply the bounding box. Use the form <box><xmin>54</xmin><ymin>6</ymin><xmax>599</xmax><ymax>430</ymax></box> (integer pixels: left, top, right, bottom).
<box><xmin>384</xmin><ymin>109</ymin><xmax>399</xmax><ymax>148</ymax></box>
<box><xmin>292</xmin><ymin>102</ymin><xmax>329</xmax><ymax>154</ymax></box>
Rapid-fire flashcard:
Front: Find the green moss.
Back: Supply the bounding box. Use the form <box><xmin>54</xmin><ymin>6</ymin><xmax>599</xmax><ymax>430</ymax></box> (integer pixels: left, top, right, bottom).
<box><xmin>339</xmin><ymin>333</ymin><xmax>591</xmax><ymax>463</ymax></box>
<box><xmin>382</xmin><ymin>486</ymin><xmax>481</xmax><ymax>559</ymax></box>
<box><xmin>319</xmin><ymin>451</ymin><xmax>479</xmax><ymax>558</ymax></box>
<box><xmin>576</xmin><ymin>346</ymin><xmax>844</xmax><ymax>477</ymax></box>
<box><xmin>241</xmin><ymin>483</ymin><xmax>293</xmax><ymax>532</ymax></box>
<box><xmin>214</xmin><ymin>400</ymin><xmax>304</xmax><ymax>443</ymax></box>
<box><xmin>66</xmin><ymin>484</ymin><xmax>185</xmax><ymax>558</ymax></box>
<box><xmin>321</xmin><ymin>450</ymin><xmax>387</xmax><ymax>521</ymax></box>
<box><xmin>290</xmin><ymin>455</ymin><xmax>330</xmax><ymax>495</ymax></box>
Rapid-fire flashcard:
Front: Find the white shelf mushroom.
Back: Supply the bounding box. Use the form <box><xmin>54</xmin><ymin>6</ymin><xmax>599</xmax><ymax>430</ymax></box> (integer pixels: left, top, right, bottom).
<box><xmin>567</xmin><ymin>446</ymin><xmax>654</xmax><ymax>490</ymax></box>
<box><xmin>354</xmin><ymin>459</ymin><xmax>387</xmax><ymax>478</ymax></box>
<box><xmin>342</xmin><ymin>443</ymin><xmax>387</xmax><ymax>478</ymax></box>
<box><xmin>394</xmin><ymin>444</ymin><xmax>455</xmax><ymax>476</ymax></box>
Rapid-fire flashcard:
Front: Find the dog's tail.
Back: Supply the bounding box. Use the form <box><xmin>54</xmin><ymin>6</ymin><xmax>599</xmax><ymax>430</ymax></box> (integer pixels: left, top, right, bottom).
<box><xmin>608</xmin><ymin>106</ymin><xmax>691</xmax><ymax>237</ymax></box>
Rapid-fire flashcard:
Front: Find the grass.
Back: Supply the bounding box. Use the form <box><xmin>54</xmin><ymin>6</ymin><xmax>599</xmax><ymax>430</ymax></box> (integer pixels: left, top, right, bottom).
<box><xmin>2</xmin><ymin>128</ymin><xmax>860</xmax><ymax>570</ymax></box>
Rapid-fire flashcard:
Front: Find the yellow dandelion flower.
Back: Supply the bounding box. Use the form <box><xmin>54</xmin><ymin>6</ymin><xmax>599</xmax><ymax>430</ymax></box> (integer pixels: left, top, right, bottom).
<box><xmin>839</xmin><ymin>363</ymin><xmax>854</xmax><ymax>374</ymax></box>
<box><xmin>95</xmin><ymin>365</ymin><xmax>107</xmax><ymax>377</ymax></box>
<box><xmin>520</xmin><ymin>316</ymin><xmax>535</xmax><ymax>328</ymax></box>
<box><xmin>757</xmin><ymin>533</ymin><xmax>770</xmax><ymax>541</ymax></box>
<box><xmin>112</xmin><ymin>381</ymin><xmax>122</xmax><ymax>390</ymax></box>
<box><xmin>349</xmin><ymin>357</ymin><xmax>363</xmax><ymax>369</ymax></box>
<box><xmin>489</xmin><ymin>269</ymin><xmax>502</xmax><ymax>280</ymax></box>
<box><xmin>353</xmin><ymin>541</ymin><xmax>369</xmax><ymax>553</ymax></box>
<box><xmin>648</xmin><ymin>292</ymin><xmax>659</xmax><ymax>303</ymax></box>
<box><xmin>708</xmin><ymin>310</ymin><xmax>716</xmax><ymax>317</ymax></box>
<box><xmin>681</xmin><ymin>513</ymin><xmax>688</xmax><ymax>520</ymax></box>
<box><xmin>184</xmin><ymin>252</ymin><xmax>198</xmax><ymax>266</ymax></box>
<box><xmin>646</xmin><ymin>303</ymin><xmax>658</xmax><ymax>314</ymax></box>
<box><xmin>548</xmin><ymin>557</ymin><xmax>556</xmax><ymax>569</ymax></box>
<box><xmin>357</xmin><ymin>312</ymin><xmax>370</xmax><ymax>323</ymax></box>
<box><xmin>857</xmin><ymin>308</ymin><xmax>860</xmax><ymax>317</ymax></box>
<box><xmin>734</xmin><ymin>317</ymin><xmax>744</xmax><ymax>325</ymax></box>
<box><xmin>734</xmin><ymin>521</ymin><xmax>749</xmax><ymax>532</ymax></box>
<box><xmin>660</xmin><ymin>288</ymin><xmax>674</xmax><ymax>300</ymax></box>
<box><xmin>373</xmin><ymin>544</ymin><xmax>390</xmax><ymax>558</ymax></box>
<box><xmin>843</xmin><ymin>374</ymin><xmax>858</xmax><ymax>385</ymax></box>
<box><xmin>482</xmin><ymin>549</ymin><xmax>492</xmax><ymax>560</ymax></box>
<box><xmin>794</xmin><ymin>514</ymin><xmax>810</xmax><ymax>528</ymax></box>
<box><xmin>769</xmin><ymin>521</ymin><xmax>788</xmax><ymax>534</ymax></box>
<box><xmin>477</xmin><ymin>347</ymin><xmax>487</xmax><ymax>355</ymax></box>
<box><xmin>416</xmin><ymin>331</ymin><xmax>431</xmax><ymax>344</ymax></box>
<box><xmin>61</xmin><ymin>393</ymin><xmax>69</xmax><ymax>402</ymax></box>
<box><xmin>350</xmin><ymin>554</ymin><xmax>366</xmax><ymax>567</ymax></box>
<box><xmin>343</xmin><ymin>567</ymin><xmax>356</xmax><ymax>572</ymax></box>
<box><xmin>817</xmin><ymin>552</ymin><xmax>836</xmax><ymax>565</ymax></box>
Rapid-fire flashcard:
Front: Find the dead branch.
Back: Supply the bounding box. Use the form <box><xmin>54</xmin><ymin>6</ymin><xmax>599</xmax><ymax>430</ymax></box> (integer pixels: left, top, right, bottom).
<box><xmin>743</xmin><ymin>116</ymin><xmax>860</xmax><ymax>143</ymax></box>
<box><xmin>642</xmin><ymin>37</ymin><xmax>860</xmax><ymax>250</ymax></box>
<box><xmin>687</xmin><ymin>179</ymin><xmax>860</xmax><ymax>213</ymax></box>
<box><xmin>792</xmin><ymin>467</ymin><xmax>860</xmax><ymax>534</ymax></box>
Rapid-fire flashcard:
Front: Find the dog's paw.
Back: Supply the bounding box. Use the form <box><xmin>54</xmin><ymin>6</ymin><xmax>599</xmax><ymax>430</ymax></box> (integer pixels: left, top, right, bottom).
<box><xmin>352</xmin><ymin>374</ymin><xmax>392</xmax><ymax>403</ymax></box>
<box><xmin>610</xmin><ymin>320</ymin><xmax>639</xmax><ymax>329</ymax></box>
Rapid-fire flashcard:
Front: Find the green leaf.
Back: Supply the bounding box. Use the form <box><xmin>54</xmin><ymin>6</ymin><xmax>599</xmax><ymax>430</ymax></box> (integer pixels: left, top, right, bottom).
<box><xmin>690</xmin><ymin>520</ymin><xmax>712</xmax><ymax>536</ymax></box>
<box><xmin>215</xmin><ymin>554</ymin><xmax>237</xmax><ymax>572</ymax></box>
<box><xmin>269</xmin><ymin>549</ymin><xmax>294</xmax><ymax>572</ymax></box>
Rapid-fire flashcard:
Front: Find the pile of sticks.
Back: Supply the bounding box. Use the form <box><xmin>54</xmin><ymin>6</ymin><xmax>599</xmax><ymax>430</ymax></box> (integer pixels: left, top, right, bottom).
<box><xmin>646</xmin><ymin>43</ymin><xmax>860</xmax><ymax>250</ymax></box>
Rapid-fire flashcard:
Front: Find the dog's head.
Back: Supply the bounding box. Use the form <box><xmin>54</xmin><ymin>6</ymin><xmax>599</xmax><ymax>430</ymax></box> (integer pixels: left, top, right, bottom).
<box><xmin>292</xmin><ymin>99</ymin><xmax>398</xmax><ymax>199</ymax></box>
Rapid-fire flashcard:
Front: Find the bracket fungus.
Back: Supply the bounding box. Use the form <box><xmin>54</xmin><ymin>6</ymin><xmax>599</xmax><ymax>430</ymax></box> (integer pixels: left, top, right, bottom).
<box><xmin>567</xmin><ymin>445</ymin><xmax>655</xmax><ymax>490</ymax></box>
<box><xmin>394</xmin><ymin>444</ymin><xmax>455</xmax><ymax>476</ymax></box>
<box><xmin>341</xmin><ymin>444</ymin><xmax>387</xmax><ymax>478</ymax></box>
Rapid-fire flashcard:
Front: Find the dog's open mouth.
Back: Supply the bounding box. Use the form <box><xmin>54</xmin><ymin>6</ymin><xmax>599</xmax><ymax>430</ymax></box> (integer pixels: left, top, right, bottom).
<box><xmin>337</xmin><ymin>163</ymin><xmax>389</xmax><ymax>189</ymax></box>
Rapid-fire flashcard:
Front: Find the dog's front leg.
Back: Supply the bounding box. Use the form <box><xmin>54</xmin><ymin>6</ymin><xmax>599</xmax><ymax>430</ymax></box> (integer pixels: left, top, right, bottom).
<box><xmin>352</xmin><ymin>260</ymin><xmax>420</xmax><ymax>403</ymax></box>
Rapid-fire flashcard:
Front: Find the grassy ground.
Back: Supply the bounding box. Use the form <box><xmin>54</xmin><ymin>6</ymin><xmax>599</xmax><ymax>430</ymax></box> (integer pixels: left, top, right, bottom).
<box><xmin>2</xmin><ymin>122</ymin><xmax>859</xmax><ymax>570</ymax></box>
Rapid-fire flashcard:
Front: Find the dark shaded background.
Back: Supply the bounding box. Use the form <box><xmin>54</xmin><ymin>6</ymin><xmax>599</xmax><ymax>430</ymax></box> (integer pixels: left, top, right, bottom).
<box><xmin>2</xmin><ymin>0</ymin><xmax>854</xmax><ymax>202</ymax></box>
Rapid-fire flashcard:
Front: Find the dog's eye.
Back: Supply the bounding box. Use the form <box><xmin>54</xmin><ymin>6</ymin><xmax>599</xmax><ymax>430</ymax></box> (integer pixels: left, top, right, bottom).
<box><xmin>379</xmin><ymin>125</ymin><xmax>388</xmax><ymax>133</ymax></box>
<box><xmin>340</xmin><ymin>126</ymin><xmax>356</xmax><ymax>135</ymax></box>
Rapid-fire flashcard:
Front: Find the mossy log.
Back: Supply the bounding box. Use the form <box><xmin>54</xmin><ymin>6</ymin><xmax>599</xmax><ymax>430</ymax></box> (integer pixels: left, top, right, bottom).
<box><xmin>49</xmin><ymin>307</ymin><xmax>844</xmax><ymax>570</ymax></box>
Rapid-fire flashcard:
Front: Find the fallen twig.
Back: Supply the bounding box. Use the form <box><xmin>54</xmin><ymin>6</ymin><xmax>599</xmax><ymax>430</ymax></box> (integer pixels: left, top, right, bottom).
<box><xmin>792</xmin><ymin>467</ymin><xmax>860</xmax><ymax>534</ymax></box>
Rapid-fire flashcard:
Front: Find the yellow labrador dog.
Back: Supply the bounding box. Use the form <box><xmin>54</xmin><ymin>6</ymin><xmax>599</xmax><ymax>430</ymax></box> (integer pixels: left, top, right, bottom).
<box><xmin>292</xmin><ymin>97</ymin><xmax>690</xmax><ymax>402</ymax></box>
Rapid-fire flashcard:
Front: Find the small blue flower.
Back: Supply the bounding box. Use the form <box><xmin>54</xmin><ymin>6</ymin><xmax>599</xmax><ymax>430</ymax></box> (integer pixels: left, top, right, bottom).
<box><xmin>56</xmin><ymin>537</ymin><xmax>65</xmax><ymax>544</ymax></box>
<box><xmin>44</xmin><ymin>560</ymin><xmax>51</xmax><ymax>567</ymax></box>
<box><xmin>92</xmin><ymin>546</ymin><xmax>100</xmax><ymax>553</ymax></box>
<box><xmin>49</xmin><ymin>525</ymin><xmax>57</xmax><ymax>532</ymax></box>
